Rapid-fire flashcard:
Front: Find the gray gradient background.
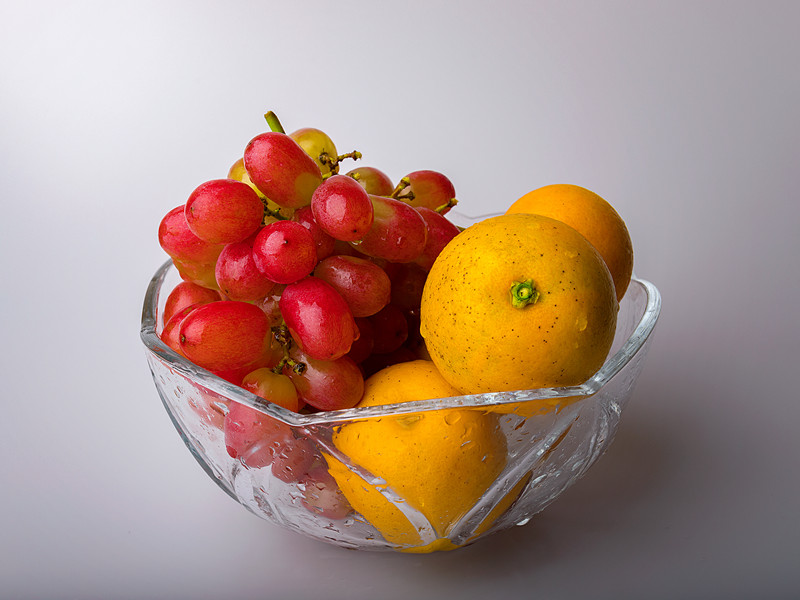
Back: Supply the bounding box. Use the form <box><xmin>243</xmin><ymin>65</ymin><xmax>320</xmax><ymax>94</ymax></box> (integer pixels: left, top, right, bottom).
<box><xmin>1</xmin><ymin>1</ymin><xmax>798</xmax><ymax>599</ymax></box>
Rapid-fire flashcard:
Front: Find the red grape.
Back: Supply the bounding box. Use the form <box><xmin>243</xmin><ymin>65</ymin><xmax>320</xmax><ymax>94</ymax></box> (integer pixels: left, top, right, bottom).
<box><xmin>252</xmin><ymin>220</ymin><xmax>317</xmax><ymax>284</ymax></box>
<box><xmin>241</xmin><ymin>368</ymin><xmax>301</xmax><ymax>412</ymax></box>
<box><xmin>394</xmin><ymin>170</ymin><xmax>457</xmax><ymax>214</ymax></box>
<box><xmin>292</xmin><ymin>205</ymin><xmax>336</xmax><ymax>261</ymax></box>
<box><xmin>310</xmin><ymin>175</ymin><xmax>374</xmax><ymax>242</ymax></box>
<box><xmin>159</xmin><ymin>205</ymin><xmax>224</xmax><ymax>265</ymax></box>
<box><xmin>228</xmin><ymin>157</ymin><xmax>295</xmax><ymax>219</ymax></box>
<box><xmin>173</xmin><ymin>257</ymin><xmax>220</xmax><ymax>291</ymax></box>
<box><xmin>314</xmin><ymin>255</ymin><xmax>391</xmax><ymax>318</ymax></box>
<box><xmin>354</xmin><ymin>195</ymin><xmax>427</xmax><ymax>263</ymax></box>
<box><xmin>345</xmin><ymin>166</ymin><xmax>394</xmax><ymax>196</ymax></box>
<box><xmin>279</xmin><ymin>277</ymin><xmax>358</xmax><ymax>361</ymax></box>
<box><xmin>179</xmin><ymin>301</ymin><xmax>271</xmax><ymax>372</ymax></box>
<box><xmin>243</xmin><ymin>132</ymin><xmax>323</xmax><ymax>209</ymax></box>
<box><xmin>285</xmin><ymin>349</ymin><xmax>364</xmax><ymax>411</ymax></box>
<box><xmin>215</xmin><ymin>236</ymin><xmax>276</xmax><ymax>302</ymax></box>
<box><xmin>163</xmin><ymin>281</ymin><xmax>221</xmax><ymax>325</ymax></box>
<box><xmin>185</xmin><ymin>179</ymin><xmax>264</xmax><ymax>244</ymax></box>
<box><xmin>413</xmin><ymin>206</ymin><xmax>461</xmax><ymax>271</ymax></box>
<box><xmin>160</xmin><ymin>305</ymin><xmax>197</xmax><ymax>356</ymax></box>
<box><xmin>224</xmin><ymin>400</ymin><xmax>294</xmax><ymax>469</ymax></box>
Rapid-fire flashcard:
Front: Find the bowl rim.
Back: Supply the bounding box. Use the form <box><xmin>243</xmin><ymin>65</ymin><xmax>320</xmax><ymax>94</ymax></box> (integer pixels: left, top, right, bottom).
<box><xmin>141</xmin><ymin>260</ymin><xmax>661</xmax><ymax>426</ymax></box>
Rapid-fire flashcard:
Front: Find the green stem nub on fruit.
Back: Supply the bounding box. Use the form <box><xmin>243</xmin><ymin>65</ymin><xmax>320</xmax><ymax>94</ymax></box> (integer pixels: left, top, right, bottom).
<box><xmin>264</xmin><ymin>111</ymin><xmax>285</xmax><ymax>133</ymax></box>
<box><xmin>510</xmin><ymin>279</ymin><xmax>539</xmax><ymax>309</ymax></box>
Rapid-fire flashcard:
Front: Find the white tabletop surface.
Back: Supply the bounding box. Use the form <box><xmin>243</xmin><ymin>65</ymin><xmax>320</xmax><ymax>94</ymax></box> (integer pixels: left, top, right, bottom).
<box><xmin>2</xmin><ymin>2</ymin><xmax>798</xmax><ymax>599</ymax></box>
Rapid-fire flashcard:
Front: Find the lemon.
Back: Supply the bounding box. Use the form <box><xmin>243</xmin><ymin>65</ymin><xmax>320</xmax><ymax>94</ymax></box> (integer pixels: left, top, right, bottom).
<box><xmin>506</xmin><ymin>184</ymin><xmax>634</xmax><ymax>301</ymax></box>
<box><xmin>420</xmin><ymin>213</ymin><xmax>618</xmax><ymax>395</ymax></box>
<box><xmin>324</xmin><ymin>360</ymin><xmax>508</xmax><ymax>552</ymax></box>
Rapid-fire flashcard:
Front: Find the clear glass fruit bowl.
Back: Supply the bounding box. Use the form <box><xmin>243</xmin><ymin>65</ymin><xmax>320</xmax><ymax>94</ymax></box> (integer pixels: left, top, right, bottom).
<box><xmin>140</xmin><ymin>229</ymin><xmax>661</xmax><ymax>553</ymax></box>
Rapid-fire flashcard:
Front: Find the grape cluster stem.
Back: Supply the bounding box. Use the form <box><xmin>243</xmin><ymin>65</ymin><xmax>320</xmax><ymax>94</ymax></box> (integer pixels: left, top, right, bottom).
<box><xmin>320</xmin><ymin>150</ymin><xmax>363</xmax><ymax>178</ymax></box>
<box><xmin>391</xmin><ymin>177</ymin><xmax>412</xmax><ymax>199</ymax></box>
<box><xmin>271</xmin><ymin>324</ymin><xmax>307</xmax><ymax>375</ymax></box>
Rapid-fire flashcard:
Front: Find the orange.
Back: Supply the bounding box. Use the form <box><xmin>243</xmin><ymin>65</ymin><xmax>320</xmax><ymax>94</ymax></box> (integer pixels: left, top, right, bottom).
<box><xmin>420</xmin><ymin>213</ymin><xmax>618</xmax><ymax>395</ymax></box>
<box><xmin>506</xmin><ymin>184</ymin><xmax>633</xmax><ymax>301</ymax></box>
<box><xmin>324</xmin><ymin>360</ymin><xmax>508</xmax><ymax>552</ymax></box>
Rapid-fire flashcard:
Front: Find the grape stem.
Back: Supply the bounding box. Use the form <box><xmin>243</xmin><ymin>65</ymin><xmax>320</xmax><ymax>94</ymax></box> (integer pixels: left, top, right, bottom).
<box><xmin>435</xmin><ymin>198</ymin><xmax>458</xmax><ymax>213</ymax></box>
<box><xmin>271</xmin><ymin>325</ymin><xmax>306</xmax><ymax>375</ymax></box>
<box><xmin>319</xmin><ymin>150</ymin><xmax>363</xmax><ymax>177</ymax></box>
<box><xmin>391</xmin><ymin>177</ymin><xmax>412</xmax><ymax>199</ymax></box>
<box><xmin>262</xmin><ymin>202</ymin><xmax>289</xmax><ymax>221</ymax></box>
<box><xmin>264</xmin><ymin>111</ymin><xmax>285</xmax><ymax>133</ymax></box>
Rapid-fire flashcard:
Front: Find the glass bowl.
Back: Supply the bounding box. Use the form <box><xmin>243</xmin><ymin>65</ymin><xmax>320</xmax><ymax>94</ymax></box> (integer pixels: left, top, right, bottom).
<box><xmin>140</xmin><ymin>218</ymin><xmax>661</xmax><ymax>553</ymax></box>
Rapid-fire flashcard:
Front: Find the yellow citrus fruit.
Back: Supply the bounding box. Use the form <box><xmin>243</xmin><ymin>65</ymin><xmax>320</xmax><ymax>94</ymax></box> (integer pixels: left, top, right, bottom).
<box><xmin>420</xmin><ymin>213</ymin><xmax>618</xmax><ymax>395</ymax></box>
<box><xmin>324</xmin><ymin>360</ymin><xmax>508</xmax><ymax>552</ymax></box>
<box><xmin>506</xmin><ymin>184</ymin><xmax>633</xmax><ymax>301</ymax></box>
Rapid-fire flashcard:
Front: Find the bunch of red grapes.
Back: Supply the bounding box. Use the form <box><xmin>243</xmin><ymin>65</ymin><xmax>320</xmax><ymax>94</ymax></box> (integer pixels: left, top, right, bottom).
<box><xmin>157</xmin><ymin>113</ymin><xmax>462</xmax><ymax>421</ymax></box>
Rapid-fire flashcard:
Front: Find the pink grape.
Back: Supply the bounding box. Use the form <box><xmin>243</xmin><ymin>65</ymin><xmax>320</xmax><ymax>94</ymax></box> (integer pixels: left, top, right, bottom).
<box><xmin>279</xmin><ymin>277</ymin><xmax>358</xmax><ymax>361</ymax></box>
<box><xmin>210</xmin><ymin>348</ymin><xmax>282</xmax><ymax>386</ymax></box>
<box><xmin>185</xmin><ymin>179</ymin><xmax>264</xmax><ymax>244</ymax></box>
<box><xmin>215</xmin><ymin>236</ymin><xmax>276</xmax><ymax>302</ymax></box>
<box><xmin>413</xmin><ymin>206</ymin><xmax>461</xmax><ymax>271</ymax></box>
<box><xmin>179</xmin><ymin>301</ymin><xmax>271</xmax><ymax>372</ymax></box>
<box><xmin>173</xmin><ymin>258</ymin><xmax>220</xmax><ymax>290</ymax></box>
<box><xmin>285</xmin><ymin>349</ymin><xmax>365</xmax><ymax>411</ymax></box>
<box><xmin>354</xmin><ymin>195</ymin><xmax>427</xmax><ymax>263</ymax></box>
<box><xmin>243</xmin><ymin>132</ymin><xmax>323</xmax><ymax>208</ymax></box>
<box><xmin>345</xmin><ymin>166</ymin><xmax>394</xmax><ymax>196</ymax></box>
<box><xmin>163</xmin><ymin>281</ymin><xmax>222</xmax><ymax>325</ymax></box>
<box><xmin>241</xmin><ymin>368</ymin><xmax>301</xmax><ymax>412</ymax></box>
<box><xmin>160</xmin><ymin>305</ymin><xmax>197</xmax><ymax>357</ymax></box>
<box><xmin>395</xmin><ymin>170</ymin><xmax>457</xmax><ymax>214</ymax></box>
<box><xmin>228</xmin><ymin>157</ymin><xmax>295</xmax><ymax>219</ymax></box>
<box><xmin>252</xmin><ymin>220</ymin><xmax>317</xmax><ymax>284</ymax></box>
<box><xmin>159</xmin><ymin>205</ymin><xmax>224</xmax><ymax>265</ymax></box>
<box><xmin>224</xmin><ymin>401</ymin><xmax>295</xmax><ymax>469</ymax></box>
<box><xmin>292</xmin><ymin>205</ymin><xmax>336</xmax><ymax>261</ymax></box>
<box><xmin>310</xmin><ymin>174</ymin><xmax>374</xmax><ymax>242</ymax></box>
<box><xmin>314</xmin><ymin>255</ymin><xmax>391</xmax><ymax>318</ymax></box>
